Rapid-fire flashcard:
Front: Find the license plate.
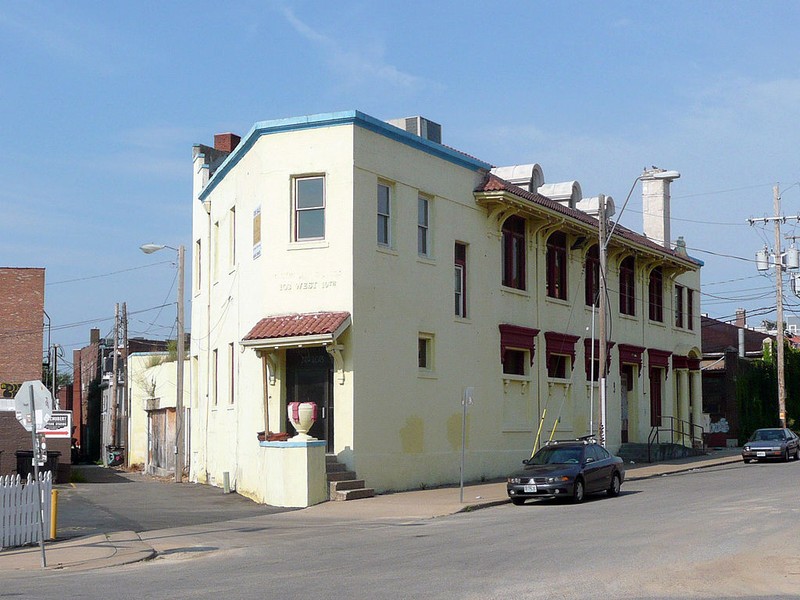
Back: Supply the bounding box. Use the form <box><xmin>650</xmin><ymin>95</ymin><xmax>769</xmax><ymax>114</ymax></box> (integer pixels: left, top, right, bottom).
<box><xmin>523</xmin><ymin>484</ymin><xmax>537</xmax><ymax>493</ymax></box>
<box><xmin>757</xmin><ymin>451</ymin><xmax>766</xmax><ymax>457</ymax></box>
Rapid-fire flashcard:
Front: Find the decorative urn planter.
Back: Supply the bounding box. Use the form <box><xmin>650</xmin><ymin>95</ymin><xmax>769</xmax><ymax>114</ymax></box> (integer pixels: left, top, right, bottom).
<box><xmin>288</xmin><ymin>401</ymin><xmax>317</xmax><ymax>440</ymax></box>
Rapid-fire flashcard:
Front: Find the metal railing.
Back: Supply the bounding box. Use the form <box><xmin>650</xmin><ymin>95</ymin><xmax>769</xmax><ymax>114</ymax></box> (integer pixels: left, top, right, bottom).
<box><xmin>647</xmin><ymin>415</ymin><xmax>705</xmax><ymax>463</ymax></box>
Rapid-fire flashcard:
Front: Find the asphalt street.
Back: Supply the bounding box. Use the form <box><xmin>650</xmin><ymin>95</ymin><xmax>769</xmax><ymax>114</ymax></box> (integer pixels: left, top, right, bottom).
<box><xmin>4</xmin><ymin>459</ymin><xmax>799</xmax><ymax>599</ymax></box>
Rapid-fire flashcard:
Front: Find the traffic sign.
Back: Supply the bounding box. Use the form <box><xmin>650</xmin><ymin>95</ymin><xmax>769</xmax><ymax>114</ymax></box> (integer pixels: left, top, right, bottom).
<box><xmin>14</xmin><ymin>380</ymin><xmax>54</xmax><ymax>432</ymax></box>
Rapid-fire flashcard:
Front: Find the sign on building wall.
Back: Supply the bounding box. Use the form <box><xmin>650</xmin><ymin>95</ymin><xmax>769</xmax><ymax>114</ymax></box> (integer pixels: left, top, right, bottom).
<box><xmin>253</xmin><ymin>205</ymin><xmax>262</xmax><ymax>259</ymax></box>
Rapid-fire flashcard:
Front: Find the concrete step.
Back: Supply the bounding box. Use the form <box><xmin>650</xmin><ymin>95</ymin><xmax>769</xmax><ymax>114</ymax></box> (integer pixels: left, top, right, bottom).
<box><xmin>333</xmin><ymin>487</ymin><xmax>375</xmax><ymax>501</ymax></box>
<box><xmin>327</xmin><ymin>470</ymin><xmax>358</xmax><ymax>482</ymax></box>
<box><xmin>325</xmin><ymin>454</ymin><xmax>339</xmax><ymax>464</ymax></box>
<box><xmin>330</xmin><ymin>479</ymin><xmax>366</xmax><ymax>493</ymax></box>
<box><xmin>325</xmin><ymin>462</ymin><xmax>350</xmax><ymax>473</ymax></box>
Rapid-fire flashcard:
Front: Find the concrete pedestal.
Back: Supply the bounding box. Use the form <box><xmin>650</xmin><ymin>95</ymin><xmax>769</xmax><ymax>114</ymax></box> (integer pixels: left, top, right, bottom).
<box><xmin>258</xmin><ymin>439</ymin><xmax>327</xmax><ymax>507</ymax></box>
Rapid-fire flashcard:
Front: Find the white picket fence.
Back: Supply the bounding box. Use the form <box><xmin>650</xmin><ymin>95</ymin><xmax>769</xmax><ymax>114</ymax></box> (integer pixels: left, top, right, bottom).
<box><xmin>0</xmin><ymin>472</ymin><xmax>52</xmax><ymax>549</ymax></box>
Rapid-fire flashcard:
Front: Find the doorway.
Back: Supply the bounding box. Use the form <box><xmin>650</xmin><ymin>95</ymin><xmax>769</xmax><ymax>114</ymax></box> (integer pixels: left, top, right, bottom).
<box><xmin>620</xmin><ymin>365</ymin><xmax>634</xmax><ymax>443</ymax></box>
<box><xmin>649</xmin><ymin>367</ymin><xmax>662</xmax><ymax>428</ymax></box>
<box><xmin>286</xmin><ymin>347</ymin><xmax>334</xmax><ymax>452</ymax></box>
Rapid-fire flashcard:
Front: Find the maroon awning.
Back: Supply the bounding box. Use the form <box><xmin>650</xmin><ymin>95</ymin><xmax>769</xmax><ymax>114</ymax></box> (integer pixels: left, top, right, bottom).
<box><xmin>499</xmin><ymin>324</ymin><xmax>539</xmax><ymax>363</ymax></box>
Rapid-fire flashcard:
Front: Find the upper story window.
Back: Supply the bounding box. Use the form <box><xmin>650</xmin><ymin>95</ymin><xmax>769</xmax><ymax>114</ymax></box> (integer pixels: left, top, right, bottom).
<box><xmin>546</xmin><ymin>231</ymin><xmax>568</xmax><ymax>300</ymax></box>
<box><xmin>503</xmin><ymin>349</ymin><xmax>528</xmax><ymax>376</ymax></box>
<box><xmin>294</xmin><ymin>176</ymin><xmax>325</xmax><ymax>241</ymax></box>
<box><xmin>455</xmin><ymin>242</ymin><xmax>467</xmax><ymax>318</ymax></box>
<box><xmin>649</xmin><ymin>266</ymin><xmax>664</xmax><ymax>322</ymax></box>
<box><xmin>619</xmin><ymin>256</ymin><xmax>635</xmax><ymax>316</ymax></box>
<box><xmin>418</xmin><ymin>196</ymin><xmax>430</xmax><ymax>256</ymax></box>
<box><xmin>377</xmin><ymin>183</ymin><xmax>391</xmax><ymax>246</ymax></box>
<box><xmin>675</xmin><ymin>284</ymin><xmax>685</xmax><ymax>328</ymax></box>
<box><xmin>252</xmin><ymin>205</ymin><xmax>262</xmax><ymax>259</ymax></box>
<box><xmin>229</xmin><ymin>207</ymin><xmax>236</xmax><ymax>268</ymax></box>
<box><xmin>212</xmin><ymin>220</ymin><xmax>220</xmax><ymax>281</ymax></box>
<box><xmin>194</xmin><ymin>239</ymin><xmax>202</xmax><ymax>291</ymax></box>
<box><xmin>585</xmin><ymin>244</ymin><xmax>600</xmax><ymax>307</ymax></box>
<box><xmin>687</xmin><ymin>289</ymin><xmax>694</xmax><ymax>330</ymax></box>
<box><xmin>547</xmin><ymin>354</ymin><xmax>568</xmax><ymax>379</ymax></box>
<box><xmin>501</xmin><ymin>216</ymin><xmax>526</xmax><ymax>290</ymax></box>
<box><xmin>418</xmin><ymin>334</ymin><xmax>434</xmax><ymax>371</ymax></box>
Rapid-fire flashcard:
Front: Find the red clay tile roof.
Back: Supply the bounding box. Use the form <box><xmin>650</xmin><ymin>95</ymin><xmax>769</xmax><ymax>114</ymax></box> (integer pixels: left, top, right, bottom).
<box><xmin>475</xmin><ymin>173</ymin><xmax>700</xmax><ymax>266</ymax></box>
<box><xmin>243</xmin><ymin>311</ymin><xmax>350</xmax><ymax>341</ymax></box>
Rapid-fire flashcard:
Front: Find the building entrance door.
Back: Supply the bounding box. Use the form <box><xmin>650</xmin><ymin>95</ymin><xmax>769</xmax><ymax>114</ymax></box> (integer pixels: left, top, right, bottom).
<box><xmin>620</xmin><ymin>365</ymin><xmax>632</xmax><ymax>443</ymax></box>
<box><xmin>649</xmin><ymin>367</ymin><xmax>662</xmax><ymax>428</ymax></box>
<box><xmin>286</xmin><ymin>347</ymin><xmax>333</xmax><ymax>452</ymax></box>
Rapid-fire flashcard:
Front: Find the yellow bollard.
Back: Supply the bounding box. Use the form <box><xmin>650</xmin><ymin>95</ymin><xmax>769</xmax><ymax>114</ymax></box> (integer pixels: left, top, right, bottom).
<box><xmin>50</xmin><ymin>489</ymin><xmax>58</xmax><ymax>540</ymax></box>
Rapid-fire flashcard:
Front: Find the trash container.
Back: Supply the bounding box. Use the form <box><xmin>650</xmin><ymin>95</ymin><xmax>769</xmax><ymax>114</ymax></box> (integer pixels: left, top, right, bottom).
<box><xmin>106</xmin><ymin>445</ymin><xmax>125</xmax><ymax>467</ymax></box>
<box><xmin>15</xmin><ymin>450</ymin><xmax>61</xmax><ymax>483</ymax></box>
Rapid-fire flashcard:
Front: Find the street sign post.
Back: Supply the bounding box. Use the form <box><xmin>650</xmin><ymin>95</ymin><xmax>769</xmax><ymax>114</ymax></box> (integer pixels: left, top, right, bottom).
<box><xmin>13</xmin><ymin>381</ymin><xmax>51</xmax><ymax>567</ymax></box>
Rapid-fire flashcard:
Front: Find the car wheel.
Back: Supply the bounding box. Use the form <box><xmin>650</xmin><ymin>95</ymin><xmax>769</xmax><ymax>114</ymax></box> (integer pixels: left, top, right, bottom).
<box><xmin>784</xmin><ymin>449</ymin><xmax>790</xmax><ymax>462</ymax></box>
<box><xmin>607</xmin><ymin>473</ymin><xmax>621</xmax><ymax>497</ymax></box>
<box><xmin>743</xmin><ymin>458</ymin><xmax>751</xmax><ymax>464</ymax></box>
<box><xmin>571</xmin><ymin>478</ymin><xmax>585</xmax><ymax>504</ymax></box>
<box><xmin>511</xmin><ymin>497</ymin><xmax>526</xmax><ymax>506</ymax></box>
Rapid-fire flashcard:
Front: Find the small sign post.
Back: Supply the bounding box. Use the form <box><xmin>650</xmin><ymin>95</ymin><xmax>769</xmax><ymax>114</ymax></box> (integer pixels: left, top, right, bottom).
<box><xmin>14</xmin><ymin>381</ymin><xmax>53</xmax><ymax>568</ymax></box>
<box><xmin>460</xmin><ymin>387</ymin><xmax>475</xmax><ymax>503</ymax></box>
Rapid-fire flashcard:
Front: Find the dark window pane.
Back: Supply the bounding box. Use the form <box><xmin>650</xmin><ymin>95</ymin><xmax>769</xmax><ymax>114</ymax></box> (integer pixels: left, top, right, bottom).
<box><xmin>297</xmin><ymin>209</ymin><xmax>324</xmax><ymax>239</ymax></box>
<box><xmin>297</xmin><ymin>177</ymin><xmax>324</xmax><ymax>209</ymax></box>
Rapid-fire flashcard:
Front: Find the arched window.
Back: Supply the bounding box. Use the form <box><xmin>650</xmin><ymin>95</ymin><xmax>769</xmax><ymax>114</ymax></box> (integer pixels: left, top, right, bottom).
<box><xmin>546</xmin><ymin>232</ymin><xmax>567</xmax><ymax>300</ymax></box>
<box><xmin>619</xmin><ymin>256</ymin><xmax>635</xmax><ymax>316</ymax></box>
<box><xmin>585</xmin><ymin>245</ymin><xmax>599</xmax><ymax>307</ymax></box>
<box><xmin>501</xmin><ymin>216</ymin><xmax>526</xmax><ymax>289</ymax></box>
<box><xmin>648</xmin><ymin>266</ymin><xmax>664</xmax><ymax>322</ymax></box>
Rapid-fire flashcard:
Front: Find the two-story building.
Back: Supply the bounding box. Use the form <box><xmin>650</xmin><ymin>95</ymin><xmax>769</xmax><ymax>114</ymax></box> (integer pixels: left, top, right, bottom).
<box><xmin>189</xmin><ymin>111</ymin><xmax>703</xmax><ymax>503</ymax></box>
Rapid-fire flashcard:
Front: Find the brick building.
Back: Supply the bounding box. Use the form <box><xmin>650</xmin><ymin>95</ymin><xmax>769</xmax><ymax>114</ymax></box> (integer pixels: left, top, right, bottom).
<box><xmin>0</xmin><ymin>268</ymin><xmax>68</xmax><ymax>477</ymax></box>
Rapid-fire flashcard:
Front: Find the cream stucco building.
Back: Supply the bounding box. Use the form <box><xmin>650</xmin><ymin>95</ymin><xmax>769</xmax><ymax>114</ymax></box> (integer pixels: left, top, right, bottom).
<box><xmin>189</xmin><ymin>111</ymin><xmax>703</xmax><ymax>503</ymax></box>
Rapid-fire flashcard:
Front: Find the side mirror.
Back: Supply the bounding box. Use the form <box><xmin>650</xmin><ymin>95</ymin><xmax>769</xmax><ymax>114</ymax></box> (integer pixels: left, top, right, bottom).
<box><xmin>522</xmin><ymin>459</ymin><xmax>530</xmax><ymax>465</ymax></box>
<box><xmin>585</xmin><ymin>457</ymin><xmax>595</xmax><ymax>464</ymax></box>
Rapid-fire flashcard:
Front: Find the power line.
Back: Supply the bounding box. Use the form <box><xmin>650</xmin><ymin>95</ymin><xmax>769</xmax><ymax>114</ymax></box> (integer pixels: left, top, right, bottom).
<box><xmin>47</xmin><ymin>261</ymin><xmax>173</xmax><ymax>286</ymax></box>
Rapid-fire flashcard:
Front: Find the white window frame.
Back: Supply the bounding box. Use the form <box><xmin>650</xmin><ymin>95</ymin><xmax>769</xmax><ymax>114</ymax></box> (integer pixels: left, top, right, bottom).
<box><xmin>377</xmin><ymin>182</ymin><xmax>391</xmax><ymax>247</ymax></box>
<box><xmin>418</xmin><ymin>333</ymin><xmax>434</xmax><ymax>371</ymax></box>
<box><xmin>418</xmin><ymin>195</ymin><xmax>431</xmax><ymax>257</ymax></box>
<box><xmin>293</xmin><ymin>175</ymin><xmax>326</xmax><ymax>241</ymax></box>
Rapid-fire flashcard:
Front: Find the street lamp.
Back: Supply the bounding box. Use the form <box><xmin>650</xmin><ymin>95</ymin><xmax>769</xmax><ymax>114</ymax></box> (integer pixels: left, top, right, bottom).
<box><xmin>597</xmin><ymin>169</ymin><xmax>681</xmax><ymax>446</ymax></box>
<box><xmin>140</xmin><ymin>243</ymin><xmax>186</xmax><ymax>483</ymax></box>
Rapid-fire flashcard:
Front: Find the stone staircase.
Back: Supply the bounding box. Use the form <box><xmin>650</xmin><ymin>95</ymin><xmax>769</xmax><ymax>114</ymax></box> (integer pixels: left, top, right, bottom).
<box><xmin>326</xmin><ymin>454</ymin><xmax>374</xmax><ymax>501</ymax></box>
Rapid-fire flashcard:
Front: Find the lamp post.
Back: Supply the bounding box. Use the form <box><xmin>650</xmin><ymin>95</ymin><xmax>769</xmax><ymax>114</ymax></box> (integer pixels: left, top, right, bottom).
<box><xmin>598</xmin><ymin>169</ymin><xmax>680</xmax><ymax>446</ymax></box>
<box><xmin>141</xmin><ymin>243</ymin><xmax>185</xmax><ymax>483</ymax></box>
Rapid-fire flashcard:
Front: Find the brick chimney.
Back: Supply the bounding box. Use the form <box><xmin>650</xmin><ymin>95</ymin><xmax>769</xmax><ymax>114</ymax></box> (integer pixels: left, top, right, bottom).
<box><xmin>735</xmin><ymin>308</ymin><xmax>746</xmax><ymax>328</ymax></box>
<box><xmin>90</xmin><ymin>328</ymin><xmax>100</xmax><ymax>344</ymax></box>
<box><xmin>214</xmin><ymin>133</ymin><xmax>241</xmax><ymax>153</ymax></box>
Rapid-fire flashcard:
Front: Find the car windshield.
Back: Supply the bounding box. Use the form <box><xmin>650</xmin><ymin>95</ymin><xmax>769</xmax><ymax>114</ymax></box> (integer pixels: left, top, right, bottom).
<box><xmin>751</xmin><ymin>430</ymin><xmax>783</xmax><ymax>441</ymax></box>
<box><xmin>530</xmin><ymin>447</ymin><xmax>583</xmax><ymax>465</ymax></box>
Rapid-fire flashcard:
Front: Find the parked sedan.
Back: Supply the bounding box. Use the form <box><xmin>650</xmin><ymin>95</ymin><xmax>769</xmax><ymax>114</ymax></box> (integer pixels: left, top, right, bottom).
<box><xmin>742</xmin><ymin>428</ymin><xmax>800</xmax><ymax>463</ymax></box>
<box><xmin>506</xmin><ymin>439</ymin><xmax>625</xmax><ymax>505</ymax></box>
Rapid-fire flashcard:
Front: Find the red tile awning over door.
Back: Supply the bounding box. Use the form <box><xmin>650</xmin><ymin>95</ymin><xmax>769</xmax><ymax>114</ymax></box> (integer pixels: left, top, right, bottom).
<box><xmin>242</xmin><ymin>311</ymin><xmax>351</xmax><ymax>348</ymax></box>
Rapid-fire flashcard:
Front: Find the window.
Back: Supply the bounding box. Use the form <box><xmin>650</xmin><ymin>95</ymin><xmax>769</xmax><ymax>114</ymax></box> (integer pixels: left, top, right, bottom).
<box><xmin>649</xmin><ymin>267</ymin><xmax>664</xmax><ymax>322</ymax></box>
<box><xmin>675</xmin><ymin>285</ymin><xmax>685</xmax><ymax>328</ymax></box>
<box><xmin>294</xmin><ymin>176</ymin><xmax>325</xmax><ymax>240</ymax></box>
<box><xmin>548</xmin><ymin>354</ymin><xmax>568</xmax><ymax>379</ymax></box>
<box><xmin>585</xmin><ymin>245</ymin><xmax>600</xmax><ymax>307</ymax></box>
<box><xmin>228</xmin><ymin>342</ymin><xmax>235</xmax><ymax>405</ymax></box>
<box><xmin>502</xmin><ymin>216</ymin><xmax>526</xmax><ymax>289</ymax></box>
<box><xmin>194</xmin><ymin>239</ymin><xmax>202</xmax><ymax>290</ymax></box>
<box><xmin>229</xmin><ymin>207</ymin><xmax>236</xmax><ymax>268</ymax></box>
<box><xmin>377</xmin><ymin>183</ymin><xmax>391</xmax><ymax>246</ymax></box>
<box><xmin>455</xmin><ymin>243</ymin><xmax>467</xmax><ymax>318</ymax></box>
<box><xmin>546</xmin><ymin>232</ymin><xmax>568</xmax><ymax>300</ymax></box>
<box><xmin>619</xmin><ymin>256</ymin><xmax>635</xmax><ymax>316</ymax></box>
<box><xmin>418</xmin><ymin>334</ymin><xmax>433</xmax><ymax>370</ymax></box>
<box><xmin>252</xmin><ymin>205</ymin><xmax>262</xmax><ymax>259</ymax></box>
<box><xmin>687</xmin><ymin>289</ymin><xmax>694</xmax><ymax>330</ymax></box>
<box><xmin>502</xmin><ymin>349</ymin><xmax>528</xmax><ymax>376</ymax></box>
<box><xmin>418</xmin><ymin>196</ymin><xmax>430</xmax><ymax>256</ymax></box>
<box><xmin>212</xmin><ymin>221</ymin><xmax>220</xmax><ymax>281</ymax></box>
<box><xmin>212</xmin><ymin>348</ymin><xmax>219</xmax><ymax>406</ymax></box>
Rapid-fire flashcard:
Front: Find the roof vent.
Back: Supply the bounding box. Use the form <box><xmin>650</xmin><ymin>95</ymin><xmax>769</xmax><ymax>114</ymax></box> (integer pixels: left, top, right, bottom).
<box><xmin>490</xmin><ymin>164</ymin><xmax>544</xmax><ymax>193</ymax></box>
<box><xmin>575</xmin><ymin>196</ymin><xmax>615</xmax><ymax>218</ymax></box>
<box><xmin>387</xmin><ymin>116</ymin><xmax>442</xmax><ymax>144</ymax></box>
<box><xmin>537</xmin><ymin>181</ymin><xmax>582</xmax><ymax>209</ymax></box>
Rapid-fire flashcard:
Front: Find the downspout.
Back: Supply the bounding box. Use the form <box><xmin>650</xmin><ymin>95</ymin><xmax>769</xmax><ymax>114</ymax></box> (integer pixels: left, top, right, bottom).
<box><xmin>204</xmin><ymin>199</ymin><xmax>212</xmax><ymax>484</ymax></box>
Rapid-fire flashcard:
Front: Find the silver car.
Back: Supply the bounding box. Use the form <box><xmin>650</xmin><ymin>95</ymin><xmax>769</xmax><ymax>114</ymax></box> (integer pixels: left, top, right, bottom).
<box><xmin>742</xmin><ymin>428</ymin><xmax>800</xmax><ymax>463</ymax></box>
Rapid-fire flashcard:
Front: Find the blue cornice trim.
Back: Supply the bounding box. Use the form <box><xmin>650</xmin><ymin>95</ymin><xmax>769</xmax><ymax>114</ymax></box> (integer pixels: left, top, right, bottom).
<box><xmin>197</xmin><ymin>110</ymin><xmax>491</xmax><ymax>201</ymax></box>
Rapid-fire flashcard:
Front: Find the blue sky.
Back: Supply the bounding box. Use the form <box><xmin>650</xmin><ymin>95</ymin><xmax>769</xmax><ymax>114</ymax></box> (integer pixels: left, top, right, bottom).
<box><xmin>2</xmin><ymin>1</ymin><xmax>799</xmax><ymax>368</ymax></box>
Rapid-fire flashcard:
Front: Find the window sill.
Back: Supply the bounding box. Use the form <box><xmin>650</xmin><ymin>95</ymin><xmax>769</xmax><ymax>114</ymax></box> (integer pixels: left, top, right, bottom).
<box><xmin>418</xmin><ymin>371</ymin><xmax>437</xmax><ymax>380</ymax></box>
<box><xmin>416</xmin><ymin>255</ymin><xmax>436</xmax><ymax>266</ymax></box>
<box><xmin>454</xmin><ymin>316</ymin><xmax>472</xmax><ymax>325</ymax></box>
<box><xmin>288</xmin><ymin>240</ymin><xmax>329</xmax><ymax>251</ymax></box>
<box><xmin>503</xmin><ymin>376</ymin><xmax>530</xmax><ymax>394</ymax></box>
<box><xmin>619</xmin><ymin>313</ymin><xmax>637</xmax><ymax>322</ymax></box>
<box><xmin>648</xmin><ymin>319</ymin><xmax>667</xmax><ymax>329</ymax></box>
<box><xmin>500</xmin><ymin>286</ymin><xmax>530</xmax><ymax>298</ymax></box>
<box><xmin>547</xmin><ymin>377</ymin><xmax>571</xmax><ymax>387</ymax></box>
<box><xmin>377</xmin><ymin>246</ymin><xmax>398</xmax><ymax>257</ymax></box>
<box><xmin>545</xmin><ymin>296</ymin><xmax>571</xmax><ymax>307</ymax></box>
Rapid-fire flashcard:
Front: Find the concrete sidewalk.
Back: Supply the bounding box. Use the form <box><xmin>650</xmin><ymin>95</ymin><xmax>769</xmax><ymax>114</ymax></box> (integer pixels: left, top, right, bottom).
<box><xmin>0</xmin><ymin>447</ymin><xmax>743</xmax><ymax>572</ymax></box>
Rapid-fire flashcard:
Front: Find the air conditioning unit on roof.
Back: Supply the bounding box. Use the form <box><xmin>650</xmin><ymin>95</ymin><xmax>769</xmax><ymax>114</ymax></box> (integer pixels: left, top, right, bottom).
<box><xmin>387</xmin><ymin>116</ymin><xmax>442</xmax><ymax>144</ymax></box>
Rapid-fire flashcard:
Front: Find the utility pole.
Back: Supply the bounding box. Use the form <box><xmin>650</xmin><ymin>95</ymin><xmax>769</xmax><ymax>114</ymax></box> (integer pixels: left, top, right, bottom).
<box><xmin>122</xmin><ymin>302</ymin><xmax>129</xmax><ymax>466</ymax></box>
<box><xmin>176</xmin><ymin>245</ymin><xmax>185</xmax><ymax>483</ymax></box>
<box><xmin>597</xmin><ymin>194</ymin><xmax>608</xmax><ymax>446</ymax></box>
<box><xmin>111</xmin><ymin>303</ymin><xmax>119</xmax><ymax>448</ymax></box>
<box><xmin>50</xmin><ymin>344</ymin><xmax>58</xmax><ymax>405</ymax></box>
<box><xmin>748</xmin><ymin>185</ymin><xmax>800</xmax><ymax>428</ymax></box>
